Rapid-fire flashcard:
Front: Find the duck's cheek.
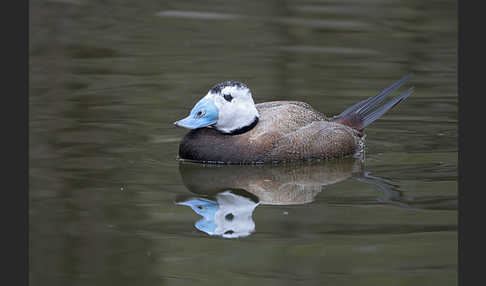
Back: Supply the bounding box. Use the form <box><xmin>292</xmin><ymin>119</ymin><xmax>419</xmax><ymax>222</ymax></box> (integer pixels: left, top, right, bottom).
<box><xmin>214</xmin><ymin>109</ymin><xmax>232</xmax><ymax>128</ymax></box>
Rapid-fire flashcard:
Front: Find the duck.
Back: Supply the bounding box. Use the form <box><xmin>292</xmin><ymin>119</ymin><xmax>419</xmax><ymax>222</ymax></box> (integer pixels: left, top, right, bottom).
<box><xmin>174</xmin><ymin>75</ymin><xmax>414</xmax><ymax>164</ymax></box>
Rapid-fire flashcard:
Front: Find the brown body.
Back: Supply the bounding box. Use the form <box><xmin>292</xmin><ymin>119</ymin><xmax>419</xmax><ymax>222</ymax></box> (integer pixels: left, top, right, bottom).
<box><xmin>179</xmin><ymin>101</ymin><xmax>363</xmax><ymax>164</ymax></box>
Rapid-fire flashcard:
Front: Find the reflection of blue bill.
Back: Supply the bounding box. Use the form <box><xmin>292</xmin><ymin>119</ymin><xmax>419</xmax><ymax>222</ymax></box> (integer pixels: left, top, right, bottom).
<box><xmin>178</xmin><ymin>198</ymin><xmax>219</xmax><ymax>234</ymax></box>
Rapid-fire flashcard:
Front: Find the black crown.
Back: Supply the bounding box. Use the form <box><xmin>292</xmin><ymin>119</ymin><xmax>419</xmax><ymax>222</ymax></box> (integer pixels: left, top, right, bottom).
<box><xmin>209</xmin><ymin>80</ymin><xmax>248</xmax><ymax>94</ymax></box>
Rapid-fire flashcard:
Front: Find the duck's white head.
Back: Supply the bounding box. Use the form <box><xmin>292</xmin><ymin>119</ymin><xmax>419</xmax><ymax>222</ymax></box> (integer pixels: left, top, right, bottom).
<box><xmin>174</xmin><ymin>81</ymin><xmax>259</xmax><ymax>134</ymax></box>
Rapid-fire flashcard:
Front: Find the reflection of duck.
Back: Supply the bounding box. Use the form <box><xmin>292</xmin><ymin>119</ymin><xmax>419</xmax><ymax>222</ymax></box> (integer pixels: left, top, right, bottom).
<box><xmin>174</xmin><ymin>75</ymin><xmax>413</xmax><ymax>163</ymax></box>
<box><xmin>177</xmin><ymin>159</ymin><xmax>364</xmax><ymax>238</ymax></box>
<box><xmin>176</xmin><ymin>159</ymin><xmax>456</xmax><ymax>238</ymax></box>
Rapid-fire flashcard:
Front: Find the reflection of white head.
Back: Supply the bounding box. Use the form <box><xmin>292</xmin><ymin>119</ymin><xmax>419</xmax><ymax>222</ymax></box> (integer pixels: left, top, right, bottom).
<box><xmin>178</xmin><ymin>190</ymin><xmax>259</xmax><ymax>238</ymax></box>
<box><xmin>213</xmin><ymin>191</ymin><xmax>259</xmax><ymax>238</ymax></box>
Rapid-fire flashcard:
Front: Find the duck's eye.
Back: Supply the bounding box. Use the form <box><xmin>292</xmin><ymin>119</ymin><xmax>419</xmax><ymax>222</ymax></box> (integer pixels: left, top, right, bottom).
<box><xmin>225</xmin><ymin>213</ymin><xmax>234</xmax><ymax>221</ymax></box>
<box><xmin>223</xmin><ymin>93</ymin><xmax>233</xmax><ymax>102</ymax></box>
<box><xmin>224</xmin><ymin>230</ymin><xmax>234</xmax><ymax>235</ymax></box>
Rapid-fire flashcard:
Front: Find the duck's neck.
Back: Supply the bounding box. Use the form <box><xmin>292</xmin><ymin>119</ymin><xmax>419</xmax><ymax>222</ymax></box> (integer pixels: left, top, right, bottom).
<box><xmin>221</xmin><ymin>116</ymin><xmax>259</xmax><ymax>135</ymax></box>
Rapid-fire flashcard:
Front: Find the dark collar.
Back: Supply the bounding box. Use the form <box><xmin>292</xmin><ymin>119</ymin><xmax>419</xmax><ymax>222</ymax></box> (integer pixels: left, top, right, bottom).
<box><xmin>224</xmin><ymin>116</ymin><xmax>259</xmax><ymax>135</ymax></box>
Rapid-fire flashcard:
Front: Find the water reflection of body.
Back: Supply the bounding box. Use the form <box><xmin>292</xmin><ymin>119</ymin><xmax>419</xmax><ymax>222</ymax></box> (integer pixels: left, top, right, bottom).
<box><xmin>176</xmin><ymin>158</ymin><xmax>403</xmax><ymax>238</ymax></box>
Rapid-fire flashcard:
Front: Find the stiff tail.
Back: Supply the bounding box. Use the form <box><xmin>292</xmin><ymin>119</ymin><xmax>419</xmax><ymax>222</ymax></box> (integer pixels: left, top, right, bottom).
<box><xmin>332</xmin><ymin>74</ymin><xmax>414</xmax><ymax>131</ymax></box>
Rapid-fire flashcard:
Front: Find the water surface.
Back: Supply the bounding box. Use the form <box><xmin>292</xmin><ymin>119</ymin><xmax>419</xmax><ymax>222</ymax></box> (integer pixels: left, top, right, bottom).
<box><xmin>30</xmin><ymin>0</ymin><xmax>457</xmax><ymax>285</ymax></box>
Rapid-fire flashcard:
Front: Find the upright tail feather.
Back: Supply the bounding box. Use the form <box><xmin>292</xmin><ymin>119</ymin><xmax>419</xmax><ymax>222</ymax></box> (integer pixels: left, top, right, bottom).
<box><xmin>332</xmin><ymin>74</ymin><xmax>414</xmax><ymax>131</ymax></box>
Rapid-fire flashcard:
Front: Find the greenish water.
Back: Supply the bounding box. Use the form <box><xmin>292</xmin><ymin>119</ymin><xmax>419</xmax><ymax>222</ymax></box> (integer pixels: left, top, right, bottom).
<box><xmin>29</xmin><ymin>0</ymin><xmax>457</xmax><ymax>285</ymax></box>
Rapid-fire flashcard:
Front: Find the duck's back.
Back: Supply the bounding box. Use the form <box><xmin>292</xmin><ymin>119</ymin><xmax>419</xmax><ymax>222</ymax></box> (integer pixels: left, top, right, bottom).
<box><xmin>178</xmin><ymin>101</ymin><xmax>362</xmax><ymax>164</ymax></box>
